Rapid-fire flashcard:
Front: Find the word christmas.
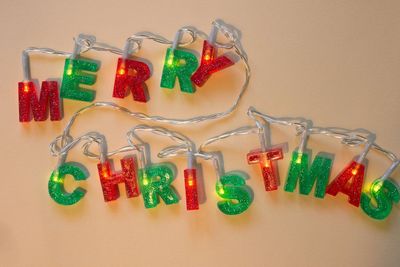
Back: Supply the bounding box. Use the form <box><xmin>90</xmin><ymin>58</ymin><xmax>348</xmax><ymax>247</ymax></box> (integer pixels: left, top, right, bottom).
<box><xmin>46</xmin><ymin>105</ymin><xmax>399</xmax><ymax>220</ymax></box>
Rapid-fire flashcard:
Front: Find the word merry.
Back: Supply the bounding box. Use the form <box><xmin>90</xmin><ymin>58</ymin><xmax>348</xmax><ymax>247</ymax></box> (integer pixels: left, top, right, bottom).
<box><xmin>19</xmin><ymin>40</ymin><xmax>233</xmax><ymax>122</ymax></box>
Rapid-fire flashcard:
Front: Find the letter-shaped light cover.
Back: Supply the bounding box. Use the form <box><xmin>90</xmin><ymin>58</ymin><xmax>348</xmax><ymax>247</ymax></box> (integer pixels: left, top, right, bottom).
<box><xmin>184</xmin><ymin>168</ymin><xmax>199</xmax><ymax>210</ymax></box>
<box><xmin>113</xmin><ymin>58</ymin><xmax>151</xmax><ymax>102</ymax></box>
<box><xmin>60</xmin><ymin>58</ymin><xmax>100</xmax><ymax>102</ymax></box>
<box><xmin>284</xmin><ymin>151</ymin><xmax>333</xmax><ymax>198</ymax></box>
<box><xmin>247</xmin><ymin>147</ymin><xmax>284</xmax><ymax>191</ymax></box>
<box><xmin>216</xmin><ymin>172</ymin><xmax>252</xmax><ymax>215</ymax></box>
<box><xmin>48</xmin><ymin>162</ymin><xmax>88</xmax><ymax>205</ymax></box>
<box><xmin>18</xmin><ymin>81</ymin><xmax>61</xmax><ymax>122</ymax></box>
<box><xmin>97</xmin><ymin>157</ymin><xmax>140</xmax><ymax>202</ymax></box>
<box><xmin>361</xmin><ymin>179</ymin><xmax>400</xmax><ymax>220</ymax></box>
<box><xmin>326</xmin><ymin>160</ymin><xmax>365</xmax><ymax>207</ymax></box>
<box><xmin>139</xmin><ymin>164</ymin><xmax>179</xmax><ymax>208</ymax></box>
<box><xmin>191</xmin><ymin>40</ymin><xmax>234</xmax><ymax>86</ymax></box>
<box><xmin>160</xmin><ymin>48</ymin><xmax>198</xmax><ymax>93</ymax></box>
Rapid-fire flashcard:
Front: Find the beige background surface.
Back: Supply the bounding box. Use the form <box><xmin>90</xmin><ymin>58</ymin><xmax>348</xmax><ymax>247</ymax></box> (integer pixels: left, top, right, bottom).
<box><xmin>0</xmin><ymin>0</ymin><xmax>399</xmax><ymax>266</ymax></box>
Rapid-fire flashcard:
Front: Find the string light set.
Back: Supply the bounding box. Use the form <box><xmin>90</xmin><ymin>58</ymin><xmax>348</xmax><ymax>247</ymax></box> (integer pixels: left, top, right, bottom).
<box><xmin>18</xmin><ymin>20</ymin><xmax>399</xmax><ymax>220</ymax></box>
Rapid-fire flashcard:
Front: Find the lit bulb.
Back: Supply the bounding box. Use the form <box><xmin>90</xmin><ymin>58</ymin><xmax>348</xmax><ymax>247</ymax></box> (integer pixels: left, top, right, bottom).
<box><xmin>52</xmin><ymin>171</ymin><xmax>61</xmax><ymax>183</ymax></box>
<box><xmin>23</xmin><ymin>83</ymin><xmax>30</xmax><ymax>93</ymax></box>
<box><xmin>204</xmin><ymin>54</ymin><xmax>211</xmax><ymax>61</ymax></box>
<box><xmin>66</xmin><ymin>64</ymin><xmax>73</xmax><ymax>75</ymax></box>
<box><xmin>118</xmin><ymin>68</ymin><xmax>125</xmax><ymax>75</ymax></box>
<box><xmin>101</xmin><ymin>166</ymin><xmax>109</xmax><ymax>178</ymax></box>
<box><xmin>351</xmin><ymin>168</ymin><xmax>358</xmax><ymax>175</ymax></box>
<box><xmin>142</xmin><ymin>178</ymin><xmax>149</xmax><ymax>186</ymax></box>
<box><xmin>263</xmin><ymin>160</ymin><xmax>270</xmax><ymax>168</ymax></box>
<box><xmin>186</xmin><ymin>173</ymin><xmax>194</xmax><ymax>187</ymax></box>
<box><xmin>217</xmin><ymin>182</ymin><xmax>225</xmax><ymax>195</ymax></box>
<box><xmin>372</xmin><ymin>181</ymin><xmax>383</xmax><ymax>193</ymax></box>
<box><xmin>296</xmin><ymin>154</ymin><xmax>302</xmax><ymax>164</ymax></box>
<box><xmin>167</xmin><ymin>54</ymin><xmax>174</xmax><ymax>66</ymax></box>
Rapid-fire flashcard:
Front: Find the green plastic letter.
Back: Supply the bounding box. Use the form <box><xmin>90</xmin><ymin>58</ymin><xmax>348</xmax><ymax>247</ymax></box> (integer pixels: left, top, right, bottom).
<box><xmin>139</xmin><ymin>164</ymin><xmax>179</xmax><ymax>208</ymax></box>
<box><xmin>160</xmin><ymin>48</ymin><xmax>198</xmax><ymax>93</ymax></box>
<box><xmin>48</xmin><ymin>163</ymin><xmax>88</xmax><ymax>205</ymax></box>
<box><xmin>60</xmin><ymin>58</ymin><xmax>100</xmax><ymax>102</ymax></box>
<box><xmin>216</xmin><ymin>172</ymin><xmax>252</xmax><ymax>215</ymax></box>
<box><xmin>284</xmin><ymin>151</ymin><xmax>333</xmax><ymax>198</ymax></box>
<box><xmin>361</xmin><ymin>179</ymin><xmax>400</xmax><ymax>220</ymax></box>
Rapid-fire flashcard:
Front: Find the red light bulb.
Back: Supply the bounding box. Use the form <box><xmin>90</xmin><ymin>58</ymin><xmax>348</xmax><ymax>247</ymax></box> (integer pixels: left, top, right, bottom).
<box><xmin>118</xmin><ymin>67</ymin><xmax>126</xmax><ymax>76</ymax></box>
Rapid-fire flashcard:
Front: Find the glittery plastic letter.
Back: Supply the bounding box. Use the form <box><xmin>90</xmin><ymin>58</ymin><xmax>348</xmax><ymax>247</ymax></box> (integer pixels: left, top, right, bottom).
<box><xmin>284</xmin><ymin>151</ymin><xmax>333</xmax><ymax>198</ymax></box>
<box><xmin>18</xmin><ymin>81</ymin><xmax>61</xmax><ymax>122</ymax></box>
<box><xmin>326</xmin><ymin>160</ymin><xmax>365</xmax><ymax>207</ymax></box>
<box><xmin>160</xmin><ymin>48</ymin><xmax>198</xmax><ymax>93</ymax></box>
<box><xmin>216</xmin><ymin>172</ymin><xmax>252</xmax><ymax>215</ymax></box>
<box><xmin>247</xmin><ymin>147</ymin><xmax>284</xmax><ymax>191</ymax></box>
<box><xmin>139</xmin><ymin>164</ymin><xmax>179</xmax><ymax>208</ymax></box>
<box><xmin>113</xmin><ymin>58</ymin><xmax>151</xmax><ymax>102</ymax></box>
<box><xmin>48</xmin><ymin>163</ymin><xmax>88</xmax><ymax>205</ymax></box>
<box><xmin>97</xmin><ymin>157</ymin><xmax>139</xmax><ymax>202</ymax></box>
<box><xmin>191</xmin><ymin>40</ymin><xmax>234</xmax><ymax>86</ymax></box>
<box><xmin>60</xmin><ymin>58</ymin><xmax>100</xmax><ymax>102</ymax></box>
<box><xmin>184</xmin><ymin>168</ymin><xmax>199</xmax><ymax>210</ymax></box>
<box><xmin>361</xmin><ymin>179</ymin><xmax>400</xmax><ymax>220</ymax></box>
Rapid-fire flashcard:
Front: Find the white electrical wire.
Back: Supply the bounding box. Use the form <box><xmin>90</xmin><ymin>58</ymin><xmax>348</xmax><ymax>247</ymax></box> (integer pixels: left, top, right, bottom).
<box><xmin>247</xmin><ymin>107</ymin><xmax>309</xmax><ymax>135</ymax></box>
<box><xmin>199</xmin><ymin>126</ymin><xmax>259</xmax><ymax>152</ymax></box>
<box><xmin>78</xmin><ymin>123</ymin><xmax>215</xmax><ymax>172</ymax></box>
<box><xmin>248</xmin><ymin>106</ymin><xmax>311</xmax><ymax>153</ymax></box>
<box><xmin>198</xmin><ymin>126</ymin><xmax>260</xmax><ymax>179</ymax></box>
<box><xmin>126</xmin><ymin>124</ymin><xmax>196</xmax><ymax>168</ymax></box>
<box><xmin>49</xmin><ymin>131</ymin><xmax>107</xmax><ymax>167</ymax></box>
<box><xmin>22</xmin><ymin>47</ymin><xmax>72</xmax><ymax>81</ymax></box>
<box><xmin>248</xmin><ymin>107</ymin><xmax>399</xmax><ymax>180</ymax></box>
<box><xmin>308</xmin><ymin>127</ymin><xmax>394</xmax><ymax>160</ymax></box>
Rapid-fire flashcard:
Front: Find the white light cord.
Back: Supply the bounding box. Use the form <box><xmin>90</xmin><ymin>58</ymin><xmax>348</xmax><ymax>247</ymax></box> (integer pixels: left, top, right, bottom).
<box><xmin>199</xmin><ymin>126</ymin><xmax>259</xmax><ymax>152</ymax></box>
<box><xmin>198</xmin><ymin>126</ymin><xmax>260</xmax><ymax>179</ymax></box>
<box><xmin>247</xmin><ymin>107</ymin><xmax>309</xmax><ymax>135</ymax></box>
<box><xmin>127</xmin><ymin>124</ymin><xmax>196</xmax><ymax>168</ymax></box>
<box><xmin>381</xmin><ymin>160</ymin><xmax>400</xmax><ymax>181</ymax></box>
<box><xmin>22</xmin><ymin>47</ymin><xmax>72</xmax><ymax>81</ymax></box>
<box><xmin>248</xmin><ymin>107</ymin><xmax>399</xmax><ymax>180</ymax></box>
<box><xmin>49</xmin><ymin>131</ymin><xmax>107</xmax><ymax>168</ymax></box>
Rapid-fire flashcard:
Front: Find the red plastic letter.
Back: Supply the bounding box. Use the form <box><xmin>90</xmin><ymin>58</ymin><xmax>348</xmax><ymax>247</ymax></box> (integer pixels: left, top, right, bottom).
<box><xmin>191</xmin><ymin>40</ymin><xmax>234</xmax><ymax>86</ymax></box>
<box><xmin>247</xmin><ymin>148</ymin><xmax>284</xmax><ymax>191</ymax></box>
<box><xmin>326</xmin><ymin>160</ymin><xmax>365</xmax><ymax>207</ymax></box>
<box><xmin>97</xmin><ymin>157</ymin><xmax>139</xmax><ymax>202</ymax></box>
<box><xmin>184</xmin><ymin>168</ymin><xmax>199</xmax><ymax>210</ymax></box>
<box><xmin>18</xmin><ymin>81</ymin><xmax>61</xmax><ymax>122</ymax></box>
<box><xmin>113</xmin><ymin>58</ymin><xmax>151</xmax><ymax>102</ymax></box>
